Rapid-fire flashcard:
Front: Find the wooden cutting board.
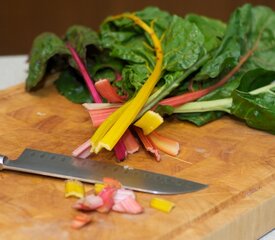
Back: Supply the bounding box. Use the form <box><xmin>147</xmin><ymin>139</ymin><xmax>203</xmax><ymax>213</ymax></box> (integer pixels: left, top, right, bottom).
<box><xmin>0</xmin><ymin>83</ymin><xmax>275</xmax><ymax>240</ymax></box>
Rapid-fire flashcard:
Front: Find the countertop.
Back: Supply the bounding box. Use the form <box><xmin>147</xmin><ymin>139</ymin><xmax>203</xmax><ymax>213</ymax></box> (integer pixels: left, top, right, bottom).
<box><xmin>0</xmin><ymin>55</ymin><xmax>274</xmax><ymax>240</ymax></box>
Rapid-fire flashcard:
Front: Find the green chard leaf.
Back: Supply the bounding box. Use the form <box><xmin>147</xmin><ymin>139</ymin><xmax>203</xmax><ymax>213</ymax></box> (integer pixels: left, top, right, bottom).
<box><xmin>65</xmin><ymin>25</ymin><xmax>101</xmax><ymax>70</ymax></box>
<box><xmin>136</xmin><ymin>6</ymin><xmax>173</xmax><ymax>40</ymax></box>
<box><xmin>101</xmin><ymin>6</ymin><xmax>171</xmax><ymax>51</ymax></box>
<box><xmin>154</xmin><ymin>14</ymin><xmax>227</xmax><ymax>90</ymax></box>
<box><xmin>100</xmin><ymin>7</ymin><xmax>170</xmax><ymax>64</ymax></box>
<box><xmin>100</xmin><ymin>7</ymin><xmax>173</xmax><ymax>97</ymax></box>
<box><xmin>231</xmin><ymin>89</ymin><xmax>275</xmax><ymax>134</ymax></box>
<box><xmin>230</xmin><ymin>69</ymin><xmax>275</xmax><ymax>134</ymax></box>
<box><xmin>65</xmin><ymin>25</ymin><xmax>100</xmax><ymax>59</ymax></box>
<box><xmin>100</xmin><ymin>7</ymin><xmax>226</xmax><ymax>104</ymax></box>
<box><xmin>237</xmin><ymin>69</ymin><xmax>275</xmax><ymax>92</ymax></box>
<box><xmin>194</xmin><ymin>4</ymin><xmax>253</xmax><ymax>80</ymax></box>
<box><xmin>93</xmin><ymin>68</ymin><xmax>116</xmax><ymax>82</ymax></box>
<box><xmin>26</xmin><ymin>33</ymin><xmax>70</xmax><ymax>91</ymax></box>
<box><xmin>140</xmin><ymin>13</ymin><xmax>228</xmax><ymax>114</ymax></box>
<box><xmin>119</xmin><ymin>64</ymin><xmax>150</xmax><ymax>96</ymax></box>
<box><xmin>87</xmin><ymin>51</ymin><xmax>124</xmax><ymax>82</ymax></box>
<box><xmin>240</xmin><ymin>6</ymin><xmax>275</xmax><ymax>72</ymax></box>
<box><xmin>162</xmin><ymin>15</ymin><xmax>205</xmax><ymax>71</ymax></box>
<box><xmin>185</xmin><ymin>14</ymin><xmax>226</xmax><ymax>53</ymax></box>
<box><xmin>54</xmin><ymin>70</ymin><xmax>92</xmax><ymax>103</ymax></box>
<box><xmin>195</xmin><ymin>4</ymin><xmax>275</xmax><ymax>82</ymax></box>
<box><xmin>164</xmin><ymin>13</ymin><xmax>227</xmax><ymax>103</ymax></box>
<box><xmin>178</xmin><ymin>4</ymin><xmax>275</xmax><ymax>127</ymax></box>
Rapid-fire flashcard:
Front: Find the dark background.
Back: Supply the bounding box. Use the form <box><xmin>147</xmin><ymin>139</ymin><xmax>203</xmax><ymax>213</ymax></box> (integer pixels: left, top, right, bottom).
<box><xmin>1</xmin><ymin>0</ymin><xmax>275</xmax><ymax>55</ymax></box>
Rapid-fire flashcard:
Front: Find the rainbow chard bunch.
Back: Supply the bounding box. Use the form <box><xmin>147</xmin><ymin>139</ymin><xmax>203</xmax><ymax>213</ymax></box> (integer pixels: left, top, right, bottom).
<box><xmin>25</xmin><ymin>4</ymin><xmax>275</xmax><ymax>161</ymax></box>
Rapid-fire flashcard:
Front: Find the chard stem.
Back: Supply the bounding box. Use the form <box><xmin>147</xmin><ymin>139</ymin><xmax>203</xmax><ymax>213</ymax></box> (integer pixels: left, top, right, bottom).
<box><xmin>250</xmin><ymin>82</ymin><xmax>275</xmax><ymax>95</ymax></box>
<box><xmin>174</xmin><ymin>98</ymin><xmax>232</xmax><ymax>113</ymax></box>
<box><xmin>174</xmin><ymin>82</ymin><xmax>275</xmax><ymax>114</ymax></box>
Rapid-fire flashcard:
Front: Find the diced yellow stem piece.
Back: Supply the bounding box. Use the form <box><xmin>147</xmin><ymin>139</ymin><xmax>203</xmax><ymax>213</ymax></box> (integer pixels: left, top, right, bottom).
<box><xmin>95</xmin><ymin>13</ymin><xmax>163</xmax><ymax>151</ymax></box>
<box><xmin>65</xmin><ymin>179</ymin><xmax>85</xmax><ymax>198</ymax></box>
<box><xmin>150</xmin><ymin>197</ymin><xmax>175</xmax><ymax>213</ymax></box>
<box><xmin>134</xmin><ymin>110</ymin><xmax>163</xmax><ymax>135</ymax></box>
<box><xmin>94</xmin><ymin>183</ymin><xmax>106</xmax><ymax>195</ymax></box>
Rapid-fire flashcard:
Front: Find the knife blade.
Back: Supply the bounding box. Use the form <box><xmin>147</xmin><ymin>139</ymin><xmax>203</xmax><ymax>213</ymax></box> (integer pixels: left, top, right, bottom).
<box><xmin>0</xmin><ymin>148</ymin><xmax>207</xmax><ymax>194</ymax></box>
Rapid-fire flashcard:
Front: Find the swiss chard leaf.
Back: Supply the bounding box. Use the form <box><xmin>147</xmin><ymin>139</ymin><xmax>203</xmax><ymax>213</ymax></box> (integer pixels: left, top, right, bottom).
<box><xmin>100</xmin><ymin>7</ymin><xmax>226</xmax><ymax>103</ymax></box>
<box><xmin>99</xmin><ymin>7</ymin><xmax>173</xmax><ymax>97</ymax></box>
<box><xmin>240</xmin><ymin>6</ymin><xmax>275</xmax><ymax>72</ymax></box>
<box><xmin>185</xmin><ymin>14</ymin><xmax>226</xmax><ymax>52</ymax></box>
<box><xmin>100</xmin><ymin>7</ymin><xmax>170</xmax><ymax>65</ymax></box>
<box><xmin>119</xmin><ymin>64</ymin><xmax>150</xmax><ymax>97</ymax></box>
<box><xmin>92</xmin><ymin>68</ymin><xmax>116</xmax><ymax>82</ymax></box>
<box><xmin>142</xmin><ymin>14</ymin><xmax>228</xmax><ymax>111</ymax></box>
<box><xmin>26</xmin><ymin>33</ymin><xmax>70</xmax><ymax>91</ymax></box>
<box><xmin>87</xmin><ymin>51</ymin><xmax>124</xmax><ymax>82</ymax></box>
<box><xmin>195</xmin><ymin>4</ymin><xmax>275</xmax><ymax>82</ymax></box>
<box><xmin>194</xmin><ymin>4</ymin><xmax>252</xmax><ymax>80</ymax></box>
<box><xmin>237</xmin><ymin>69</ymin><xmax>275</xmax><ymax>92</ymax></box>
<box><xmin>54</xmin><ymin>70</ymin><xmax>92</xmax><ymax>103</ymax></box>
<box><xmin>162</xmin><ymin>15</ymin><xmax>205</xmax><ymax>71</ymax></box>
<box><xmin>65</xmin><ymin>25</ymin><xmax>100</xmax><ymax>59</ymax></box>
<box><xmin>178</xmin><ymin>5</ymin><xmax>275</xmax><ymax>126</ymax></box>
<box><xmin>101</xmin><ymin>7</ymin><xmax>171</xmax><ymax>49</ymax></box>
<box><xmin>231</xmin><ymin>90</ymin><xmax>275</xmax><ymax>134</ymax></box>
<box><xmin>65</xmin><ymin>25</ymin><xmax>101</xmax><ymax>70</ymax></box>
<box><xmin>136</xmin><ymin>6</ymin><xmax>173</xmax><ymax>40</ymax></box>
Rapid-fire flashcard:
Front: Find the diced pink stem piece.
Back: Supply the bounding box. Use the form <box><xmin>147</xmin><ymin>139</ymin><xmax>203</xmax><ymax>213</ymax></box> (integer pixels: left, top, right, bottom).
<box><xmin>97</xmin><ymin>187</ymin><xmax>116</xmax><ymax>213</ymax></box>
<box><xmin>73</xmin><ymin>194</ymin><xmax>103</xmax><ymax>211</ymax></box>
<box><xmin>112</xmin><ymin>196</ymin><xmax>143</xmax><ymax>214</ymax></box>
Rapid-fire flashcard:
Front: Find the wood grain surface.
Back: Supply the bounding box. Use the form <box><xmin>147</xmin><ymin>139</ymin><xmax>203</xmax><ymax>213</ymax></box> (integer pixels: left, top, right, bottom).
<box><xmin>0</xmin><ymin>84</ymin><xmax>275</xmax><ymax>240</ymax></box>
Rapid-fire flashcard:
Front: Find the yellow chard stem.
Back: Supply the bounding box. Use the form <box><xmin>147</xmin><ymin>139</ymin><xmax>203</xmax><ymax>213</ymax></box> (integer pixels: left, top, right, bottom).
<box><xmin>90</xmin><ymin>100</ymin><xmax>131</xmax><ymax>152</ymax></box>
<box><xmin>92</xmin><ymin>13</ymin><xmax>163</xmax><ymax>152</ymax></box>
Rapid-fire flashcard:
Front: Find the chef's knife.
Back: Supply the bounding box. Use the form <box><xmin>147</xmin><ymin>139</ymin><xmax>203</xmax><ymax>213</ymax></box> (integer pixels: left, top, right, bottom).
<box><xmin>0</xmin><ymin>148</ymin><xmax>207</xmax><ymax>194</ymax></box>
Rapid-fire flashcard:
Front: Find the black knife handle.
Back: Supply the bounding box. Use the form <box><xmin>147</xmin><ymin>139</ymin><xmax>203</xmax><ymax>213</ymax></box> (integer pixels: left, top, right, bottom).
<box><xmin>0</xmin><ymin>154</ymin><xmax>7</xmax><ymax>170</ymax></box>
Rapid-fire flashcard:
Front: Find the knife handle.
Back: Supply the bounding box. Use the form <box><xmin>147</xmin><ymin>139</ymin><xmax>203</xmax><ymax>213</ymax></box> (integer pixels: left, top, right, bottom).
<box><xmin>0</xmin><ymin>154</ymin><xmax>7</xmax><ymax>170</ymax></box>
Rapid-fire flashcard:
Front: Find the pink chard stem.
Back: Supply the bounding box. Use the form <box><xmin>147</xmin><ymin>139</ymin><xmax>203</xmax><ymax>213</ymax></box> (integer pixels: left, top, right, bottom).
<box><xmin>67</xmin><ymin>43</ymin><xmax>102</xmax><ymax>103</ymax></box>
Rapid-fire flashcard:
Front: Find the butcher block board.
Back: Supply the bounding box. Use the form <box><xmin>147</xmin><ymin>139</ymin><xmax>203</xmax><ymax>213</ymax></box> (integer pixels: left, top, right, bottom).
<box><xmin>0</xmin><ymin>83</ymin><xmax>275</xmax><ymax>240</ymax></box>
